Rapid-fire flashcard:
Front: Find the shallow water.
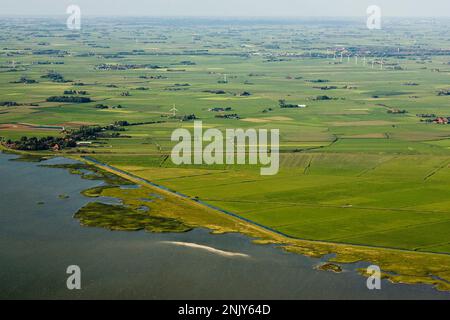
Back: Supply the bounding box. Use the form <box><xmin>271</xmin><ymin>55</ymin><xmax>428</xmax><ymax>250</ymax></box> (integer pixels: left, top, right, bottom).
<box><xmin>0</xmin><ymin>153</ymin><xmax>449</xmax><ymax>300</ymax></box>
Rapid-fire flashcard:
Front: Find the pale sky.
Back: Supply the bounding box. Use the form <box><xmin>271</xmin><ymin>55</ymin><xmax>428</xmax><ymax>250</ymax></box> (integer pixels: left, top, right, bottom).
<box><xmin>1</xmin><ymin>0</ymin><xmax>450</xmax><ymax>17</ymax></box>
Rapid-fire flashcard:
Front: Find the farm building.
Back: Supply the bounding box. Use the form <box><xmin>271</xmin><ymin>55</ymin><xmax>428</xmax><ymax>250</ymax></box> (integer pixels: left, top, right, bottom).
<box><xmin>433</xmin><ymin>117</ymin><xmax>449</xmax><ymax>124</ymax></box>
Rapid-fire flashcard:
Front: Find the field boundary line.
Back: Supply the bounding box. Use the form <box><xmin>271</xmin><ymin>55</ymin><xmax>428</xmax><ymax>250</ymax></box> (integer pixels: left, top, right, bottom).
<box><xmin>424</xmin><ymin>159</ymin><xmax>450</xmax><ymax>181</ymax></box>
<box><xmin>201</xmin><ymin>198</ymin><xmax>450</xmax><ymax>215</ymax></box>
<box><xmin>357</xmin><ymin>156</ymin><xmax>397</xmax><ymax>177</ymax></box>
<box><xmin>324</xmin><ymin>218</ymin><xmax>450</xmax><ymax>243</ymax></box>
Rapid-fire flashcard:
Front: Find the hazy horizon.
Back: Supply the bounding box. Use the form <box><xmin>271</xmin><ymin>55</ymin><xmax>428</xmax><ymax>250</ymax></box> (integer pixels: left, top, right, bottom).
<box><xmin>1</xmin><ymin>0</ymin><xmax>450</xmax><ymax>17</ymax></box>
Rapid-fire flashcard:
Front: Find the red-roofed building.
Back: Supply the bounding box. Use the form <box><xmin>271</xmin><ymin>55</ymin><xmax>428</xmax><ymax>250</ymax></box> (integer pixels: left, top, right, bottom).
<box><xmin>433</xmin><ymin>117</ymin><xmax>449</xmax><ymax>124</ymax></box>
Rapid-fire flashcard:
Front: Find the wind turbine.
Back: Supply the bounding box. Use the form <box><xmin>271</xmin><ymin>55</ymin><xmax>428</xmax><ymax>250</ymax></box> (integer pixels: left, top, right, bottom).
<box><xmin>170</xmin><ymin>104</ymin><xmax>178</xmax><ymax>117</ymax></box>
<box><xmin>355</xmin><ymin>55</ymin><xmax>358</xmax><ymax>65</ymax></box>
<box><xmin>340</xmin><ymin>52</ymin><xmax>343</xmax><ymax>62</ymax></box>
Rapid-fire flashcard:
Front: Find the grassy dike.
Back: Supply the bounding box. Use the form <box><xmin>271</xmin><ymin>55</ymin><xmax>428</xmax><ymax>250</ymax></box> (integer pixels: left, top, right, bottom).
<box><xmin>1</xmin><ymin>145</ymin><xmax>449</xmax><ymax>291</ymax></box>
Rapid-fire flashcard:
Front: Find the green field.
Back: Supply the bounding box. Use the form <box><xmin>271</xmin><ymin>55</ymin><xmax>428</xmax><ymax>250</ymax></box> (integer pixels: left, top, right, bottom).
<box><xmin>1</xmin><ymin>17</ymin><xmax>450</xmax><ymax>289</ymax></box>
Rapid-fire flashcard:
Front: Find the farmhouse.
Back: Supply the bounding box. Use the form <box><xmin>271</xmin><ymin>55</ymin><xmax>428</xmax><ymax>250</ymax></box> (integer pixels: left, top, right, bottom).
<box><xmin>433</xmin><ymin>117</ymin><xmax>449</xmax><ymax>124</ymax></box>
<box><xmin>215</xmin><ymin>113</ymin><xmax>240</xmax><ymax>119</ymax></box>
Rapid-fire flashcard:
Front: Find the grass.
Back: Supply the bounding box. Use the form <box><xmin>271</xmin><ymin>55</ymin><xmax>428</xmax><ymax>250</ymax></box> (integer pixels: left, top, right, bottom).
<box><xmin>316</xmin><ymin>263</ymin><xmax>343</xmax><ymax>273</ymax></box>
<box><xmin>75</xmin><ymin>202</ymin><xmax>193</xmax><ymax>233</ymax></box>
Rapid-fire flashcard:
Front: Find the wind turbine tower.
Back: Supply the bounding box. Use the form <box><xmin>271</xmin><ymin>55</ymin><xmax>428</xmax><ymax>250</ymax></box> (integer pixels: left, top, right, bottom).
<box><xmin>170</xmin><ymin>104</ymin><xmax>178</xmax><ymax>117</ymax></box>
